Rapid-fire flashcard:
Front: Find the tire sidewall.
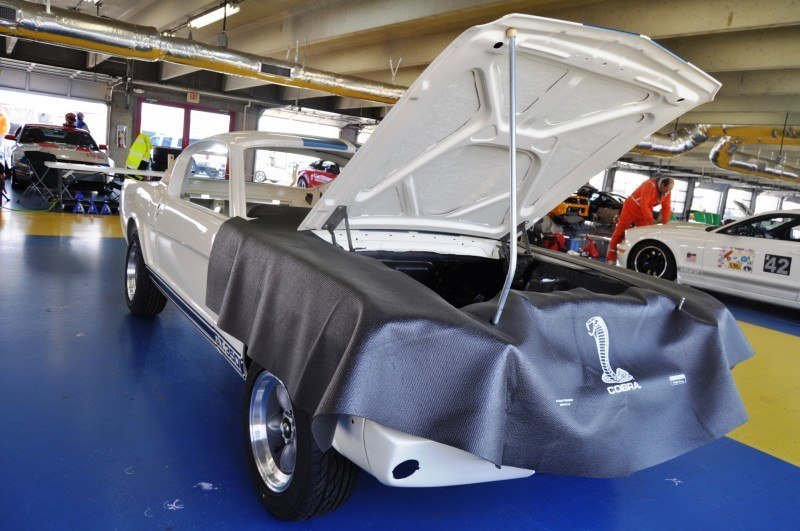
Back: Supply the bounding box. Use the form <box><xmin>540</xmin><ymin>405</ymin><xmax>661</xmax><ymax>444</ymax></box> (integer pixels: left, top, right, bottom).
<box><xmin>244</xmin><ymin>363</ymin><xmax>315</xmax><ymax>521</ymax></box>
<box><xmin>124</xmin><ymin>231</ymin><xmax>166</xmax><ymax>315</ymax></box>
<box><xmin>630</xmin><ymin>240</ymin><xmax>677</xmax><ymax>280</ymax></box>
<box><xmin>125</xmin><ymin>233</ymin><xmax>143</xmax><ymax>309</ymax></box>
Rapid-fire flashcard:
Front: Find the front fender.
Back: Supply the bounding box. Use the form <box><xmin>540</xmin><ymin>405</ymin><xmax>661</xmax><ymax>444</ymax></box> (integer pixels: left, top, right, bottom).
<box><xmin>120</xmin><ymin>181</ymin><xmax>167</xmax><ymax>268</ymax></box>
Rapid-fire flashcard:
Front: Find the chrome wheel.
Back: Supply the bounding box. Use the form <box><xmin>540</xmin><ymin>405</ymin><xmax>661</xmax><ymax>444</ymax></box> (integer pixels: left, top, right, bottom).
<box><xmin>249</xmin><ymin>371</ymin><xmax>296</xmax><ymax>493</ymax></box>
<box><xmin>633</xmin><ymin>245</ymin><xmax>668</xmax><ymax>277</ymax></box>
<box><xmin>126</xmin><ymin>241</ymin><xmax>139</xmax><ymax>300</ymax></box>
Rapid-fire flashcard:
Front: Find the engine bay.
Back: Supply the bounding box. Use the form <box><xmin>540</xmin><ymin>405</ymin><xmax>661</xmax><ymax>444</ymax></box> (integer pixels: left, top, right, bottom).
<box><xmin>360</xmin><ymin>250</ymin><xmax>631</xmax><ymax>308</ymax></box>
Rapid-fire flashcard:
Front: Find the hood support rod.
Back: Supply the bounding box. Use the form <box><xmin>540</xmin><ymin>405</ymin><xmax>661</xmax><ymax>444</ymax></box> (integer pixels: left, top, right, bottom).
<box><xmin>492</xmin><ymin>27</ymin><xmax>518</xmax><ymax>326</ymax></box>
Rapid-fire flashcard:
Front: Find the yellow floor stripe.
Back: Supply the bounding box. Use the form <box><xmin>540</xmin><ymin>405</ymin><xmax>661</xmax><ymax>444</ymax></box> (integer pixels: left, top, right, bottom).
<box><xmin>729</xmin><ymin>321</ymin><xmax>800</xmax><ymax>466</ymax></box>
<box><xmin>0</xmin><ymin>210</ymin><xmax>122</xmax><ymax>238</ymax></box>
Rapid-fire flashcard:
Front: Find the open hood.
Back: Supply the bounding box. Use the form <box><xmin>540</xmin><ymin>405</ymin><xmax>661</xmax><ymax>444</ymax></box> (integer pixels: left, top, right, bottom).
<box><xmin>300</xmin><ymin>14</ymin><xmax>721</xmax><ymax>240</ymax></box>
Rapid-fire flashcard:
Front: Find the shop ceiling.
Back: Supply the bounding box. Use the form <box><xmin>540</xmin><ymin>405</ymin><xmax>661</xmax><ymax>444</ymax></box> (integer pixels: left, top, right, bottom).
<box><xmin>2</xmin><ymin>0</ymin><xmax>799</xmax><ymax>190</ymax></box>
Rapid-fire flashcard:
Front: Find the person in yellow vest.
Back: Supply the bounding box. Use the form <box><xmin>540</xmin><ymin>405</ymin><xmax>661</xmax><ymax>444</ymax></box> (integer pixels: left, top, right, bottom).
<box><xmin>125</xmin><ymin>132</ymin><xmax>153</xmax><ymax>177</ymax></box>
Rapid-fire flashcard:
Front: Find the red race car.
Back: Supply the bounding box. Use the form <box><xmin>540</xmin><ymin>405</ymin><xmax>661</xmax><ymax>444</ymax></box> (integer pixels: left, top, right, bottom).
<box><xmin>296</xmin><ymin>159</ymin><xmax>340</xmax><ymax>188</ymax></box>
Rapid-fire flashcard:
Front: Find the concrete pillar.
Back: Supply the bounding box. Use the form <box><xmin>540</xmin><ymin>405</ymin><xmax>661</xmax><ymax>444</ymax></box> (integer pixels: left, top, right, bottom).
<box><xmin>683</xmin><ymin>179</ymin><xmax>696</xmax><ymax>220</ymax></box>
<box><xmin>718</xmin><ymin>185</ymin><xmax>729</xmax><ymax>218</ymax></box>
<box><xmin>241</xmin><ymin>103</ymin><xmax>263</xmax><ymax>131</ymax></box>
<box><xmin>602</xmin><ymin>167</ymin><xmax>616</xmax><ymax>192</ymax></box>
<box><xmin>107</xmin><ymin>89</ymin><xmax>134</xmax><ymax>167</ymax></box>
<box><xmin>339</xmin><ymin>124</ymin><xmax>359</xmax><ymax>143</ymax></box>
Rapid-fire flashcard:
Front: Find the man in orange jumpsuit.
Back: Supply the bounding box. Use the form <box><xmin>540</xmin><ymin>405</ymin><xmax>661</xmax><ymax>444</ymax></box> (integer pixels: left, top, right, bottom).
<box><xmin>606</xmin><ymin>176</ymin><xmax>674</xmax><ymax>263</ymax></box>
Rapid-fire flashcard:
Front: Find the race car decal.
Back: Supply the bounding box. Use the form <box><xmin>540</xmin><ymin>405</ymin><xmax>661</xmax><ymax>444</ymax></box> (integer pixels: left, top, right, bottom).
<box><xmin>763</xmin><ymin>254</ymin><xmax>791</xmax><ymax>276</ymax></box>
<box><xmin>718</xmin><ymin>247</ymin><xmax>754</xmax><ymax>272</ymax></box>
<box><xmin>686</xmin><ymin>252</ymin><xmax>697</xmax><ymax>263</ymax></box>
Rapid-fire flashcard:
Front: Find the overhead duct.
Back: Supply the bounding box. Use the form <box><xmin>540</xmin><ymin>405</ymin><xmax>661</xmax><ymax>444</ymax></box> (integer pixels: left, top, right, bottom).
<box><xmin>634</xmin><ymin>124</ymin><xmax>800</xmax><ymax>182</ymax></box>
<box><xmin>633</xmin><ymin>125</ymin><xmax>800</xmax><ymax>157</ymax></box>
<box><xmin>0</xmin><ymin>0</ymin><xmax>404</xmax><ymax>104</ymax></box>
<box><xmin>710</xmin><ymin>136</ymin><xmax>799</xmax><ymax>184</ymax></box>
<box><xmin>632</xmin><ymin>124</ymin><xmax>710</xmax><ymax>157</ymax></box>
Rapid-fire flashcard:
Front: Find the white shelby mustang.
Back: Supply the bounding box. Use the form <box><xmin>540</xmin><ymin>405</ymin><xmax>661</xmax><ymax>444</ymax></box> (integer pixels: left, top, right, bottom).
<box><xmin>586</xmin><ymin>316</ymin><xmax>641</xmax><ymax>394</ymax></box>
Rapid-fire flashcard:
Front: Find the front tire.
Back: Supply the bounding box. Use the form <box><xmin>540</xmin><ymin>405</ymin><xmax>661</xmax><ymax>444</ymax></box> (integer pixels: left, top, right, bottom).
<box><xmin>10</xmin><ymin>166</ymin><xmax>24</xmax><ymax>190</ymax></box>
<box><xmin>125</xmin><ymin>231</ymin><xmax>167</xmax><ymax>316</ymax></box>
<box><xmin>629</xmin><ymin>240</ymin><xmax>677</xmax><ymax>280</ymax></box>
<box><xmin>296</xmin><ymin>177</ymin><xmax>308</xmax><ymax>188</ymax></box>
<box><xmin>245</xmin><ymin>362</ymin><xmax>358</xmax><ymax>520</ymax></box>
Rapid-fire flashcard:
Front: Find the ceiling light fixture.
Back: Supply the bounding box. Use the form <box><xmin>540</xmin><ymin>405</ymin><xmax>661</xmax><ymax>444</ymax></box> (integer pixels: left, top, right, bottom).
<box><xmin>189</xmin><ymin>3</ymin><xmax>240</xmax><ymax>29</ymax></box>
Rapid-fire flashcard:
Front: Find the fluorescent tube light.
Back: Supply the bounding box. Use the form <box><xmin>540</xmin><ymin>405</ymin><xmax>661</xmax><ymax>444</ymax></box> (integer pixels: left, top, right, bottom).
<box><xmin>189</xmin><ymin>4</ymin><xmax>240</xmax><ymax>29</ymax></box>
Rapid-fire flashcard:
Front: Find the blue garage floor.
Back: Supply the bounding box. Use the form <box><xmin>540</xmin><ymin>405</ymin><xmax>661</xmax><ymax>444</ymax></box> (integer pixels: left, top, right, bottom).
<box><xmin>1</xmin><ymin>228</ymin><xmax>798</xmax><ymax>529</ymax></box>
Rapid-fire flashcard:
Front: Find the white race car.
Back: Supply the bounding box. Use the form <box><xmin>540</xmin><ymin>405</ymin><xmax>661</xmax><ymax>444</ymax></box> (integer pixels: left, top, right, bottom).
<box><xmin>617</xmin><ymin>210</ymin><xmax>800</xmax><ymax>309</ymax></box>
<box><xmin>5</xmin><ymin>123</ymin><xmax>111</xmax><ymax>189</ymax></box>
<box><xmin>119</xmin><ymin>15</ymin><xmax>752</xmax><ymax>521</ymax></box>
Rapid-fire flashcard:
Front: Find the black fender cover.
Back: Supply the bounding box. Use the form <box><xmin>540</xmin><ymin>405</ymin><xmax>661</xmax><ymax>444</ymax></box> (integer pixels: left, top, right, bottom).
<box><xmin>207</xmin><ymin>208</ymin><xmax>752</xmax><ymax>477</ymax></box>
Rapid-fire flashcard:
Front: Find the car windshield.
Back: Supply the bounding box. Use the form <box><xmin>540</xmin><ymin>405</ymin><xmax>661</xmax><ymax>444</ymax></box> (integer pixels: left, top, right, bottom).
<box><xmin>20</xmin><ymin>127</ymin><xmax>99</xmax><ymax>149</ymax></box>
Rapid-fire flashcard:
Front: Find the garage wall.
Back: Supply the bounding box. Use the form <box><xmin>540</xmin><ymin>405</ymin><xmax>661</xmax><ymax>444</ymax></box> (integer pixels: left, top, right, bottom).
<box><xmin>0</xmin><ymin>70</ymin><xmax>109</xmax><ymax>101</ymax></box>
<box><xmin>108</xmin><ymin>86</ymin><xmax>261</xmax><ymax>166</ymax></box>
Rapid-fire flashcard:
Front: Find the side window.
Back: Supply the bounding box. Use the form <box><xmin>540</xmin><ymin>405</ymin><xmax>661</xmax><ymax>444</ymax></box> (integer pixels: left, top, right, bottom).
<box><xmin>180</xmin><ymin>142</ymin><xmax>230</xmax><ymax>216</ymax></box>
<box><xmin>775</xmin><ymin>217</ymin><xmax>800</xmax><ymax>242</ymax></box>
<box><xmin>722</xmin><ymin>219</ymin><xmax>766</xmax><ymax>238</ymax></box>
<box><xmin>248</xmin><ymin>148</ymin><xmax>292</xmax><ymax>185</ymax></box>
<box><xmin>722</xmin><ymin>216</ymin><xmax>798</xmax><ymax>239</ymax></box>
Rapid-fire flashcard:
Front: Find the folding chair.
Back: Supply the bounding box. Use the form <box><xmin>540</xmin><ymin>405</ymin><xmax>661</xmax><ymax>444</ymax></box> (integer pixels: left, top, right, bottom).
<box><xmin>17</xmin><ymin>151</ymin><xmax>76</xmax><ymax>208</ymax></box>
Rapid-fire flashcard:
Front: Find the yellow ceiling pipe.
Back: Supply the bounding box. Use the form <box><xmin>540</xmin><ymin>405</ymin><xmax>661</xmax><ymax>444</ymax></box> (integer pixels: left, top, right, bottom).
<box><xmin>632</xmin><ymin>125</ymin><xmax>800</xmax><ymax>157</ymax></box>
<box><xmin>633</xmin><ymin>124</ymin><xmax>800</xmax><ymax>183</ymax></box>
<box><xmin>710</xmin><ymin>136</ymin><xmax>799</xmax><ymax>184</ymax></box>
<box><xmin>0</xmin><ymin>0</ymin><xmax>404</xmax><ymax>104</ymax></box>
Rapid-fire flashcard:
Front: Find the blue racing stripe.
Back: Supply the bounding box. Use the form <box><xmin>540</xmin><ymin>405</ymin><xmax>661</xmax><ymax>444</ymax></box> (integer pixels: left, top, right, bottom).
<box><xmin>149</xmin><ymin>269</ymin><xmax>246</xmax><ymax>378</ymax></box>
<box><xmin>302</xmin><ymin>137</ymin><xmax>349</xmax><ymax>150</ymax></box>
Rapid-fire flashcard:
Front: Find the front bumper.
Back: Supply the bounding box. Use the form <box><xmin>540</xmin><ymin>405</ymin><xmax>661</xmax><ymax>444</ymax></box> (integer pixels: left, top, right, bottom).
<box><xmin>615</xmin><ymin>240</ymin><xmax>631</xmax><ymax>267</ymax></box>
<box><xmin>332</xmin><ymin>415</ymin><xmax>534</xmax><ymax>487</ymax></box>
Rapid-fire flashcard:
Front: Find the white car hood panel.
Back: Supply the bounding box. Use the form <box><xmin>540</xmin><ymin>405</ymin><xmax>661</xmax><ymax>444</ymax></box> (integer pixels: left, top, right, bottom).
<box><xmin>300</xmin><ymin>14</ymin><xmax>720</xmax><ymax>239</ymax></box>
<box><xmin>20</xmin><ymin>144</ymin><xmax>109</xmax><ymax>165</ymax></box>
<box><xmin>629</xmin><ymin>221</ymin><xmax>711</xmax><ymax>233</ymax></box>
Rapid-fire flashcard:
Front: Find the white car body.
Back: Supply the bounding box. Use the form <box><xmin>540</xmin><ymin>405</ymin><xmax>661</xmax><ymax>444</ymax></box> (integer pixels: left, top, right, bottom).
<box><xmin>6</xmin><ymin>123</ymin><xmax>111</xmax><ymax>187</ymax></box>
<box><xmin>120</xmin><ymin>14</ymin><xmax>721</xmax><ymax>491</ymax></box>
<box><xmin>617</xmin><ymin>210</ymin><xmax>800</xmax><ymax>309</ymax></box>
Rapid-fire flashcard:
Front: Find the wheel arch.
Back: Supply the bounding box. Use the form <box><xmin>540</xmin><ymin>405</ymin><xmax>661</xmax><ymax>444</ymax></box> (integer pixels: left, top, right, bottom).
<box><xmin>126</xmin><ymin>217</ymin><xmax>138</xmax><ymax>241</ymax></box>
<box><xmin>125</xmin><ymin>215</ymin><xmax>156</xmax><ymax>270</ymax></box>
<box><xmin>627</xmin><ymin>238</ymin><xmax>679</xmax><ymax>281</ymax></box>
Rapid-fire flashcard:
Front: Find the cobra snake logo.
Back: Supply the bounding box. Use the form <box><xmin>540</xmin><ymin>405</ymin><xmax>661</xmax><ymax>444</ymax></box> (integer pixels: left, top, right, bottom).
<box><xmin>586</xmin><ymin>316</ymin><xmax>633</xmax><ymax>384</ymax></box>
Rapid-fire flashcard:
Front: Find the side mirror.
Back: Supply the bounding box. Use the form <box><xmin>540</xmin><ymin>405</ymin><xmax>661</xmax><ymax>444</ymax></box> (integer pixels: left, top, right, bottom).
<box><xmin>4</xmin><ymin>134</ymin><xmax>15</xmax><ymax>140</ymax></box>
<box><xmin>98</xmin><ymin>144</ymin><xmax>108</xmax><ymax>150</ymax></box>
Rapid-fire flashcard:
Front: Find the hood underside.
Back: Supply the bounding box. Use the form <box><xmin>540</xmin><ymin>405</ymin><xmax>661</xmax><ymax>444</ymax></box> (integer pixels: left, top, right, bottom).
<box><xmin>301</xmin><ymin>14</ymin><xmax>720</xmax><ymax>240</ymax></box>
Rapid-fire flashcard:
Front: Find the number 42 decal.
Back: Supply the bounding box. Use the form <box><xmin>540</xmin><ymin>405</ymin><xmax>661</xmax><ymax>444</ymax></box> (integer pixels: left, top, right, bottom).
<box><xmin>763</xmin><ymin>254</ymin><xmax>791</xmax><ymax>275</ymax></box>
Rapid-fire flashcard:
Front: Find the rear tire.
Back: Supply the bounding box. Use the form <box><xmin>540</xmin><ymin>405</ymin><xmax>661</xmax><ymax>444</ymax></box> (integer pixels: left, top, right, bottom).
<box><xmin>629</xmin><ymin>240</ymin><xmax>677</xmax><ymax>280</ymax></box>
<box><xmin>245</xmin><ymin>362</ymin><xmax>358</xmax><ymax>520</ymax></box>
<box><xmin>296</xmin><ymin>177</ymin><xmax>308</xmax><ymax>188</ymax></box>
<box><xmin>124</xmin><ymin>231</ymin><xmax>167</xmax><ymax>316</ymax></box>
